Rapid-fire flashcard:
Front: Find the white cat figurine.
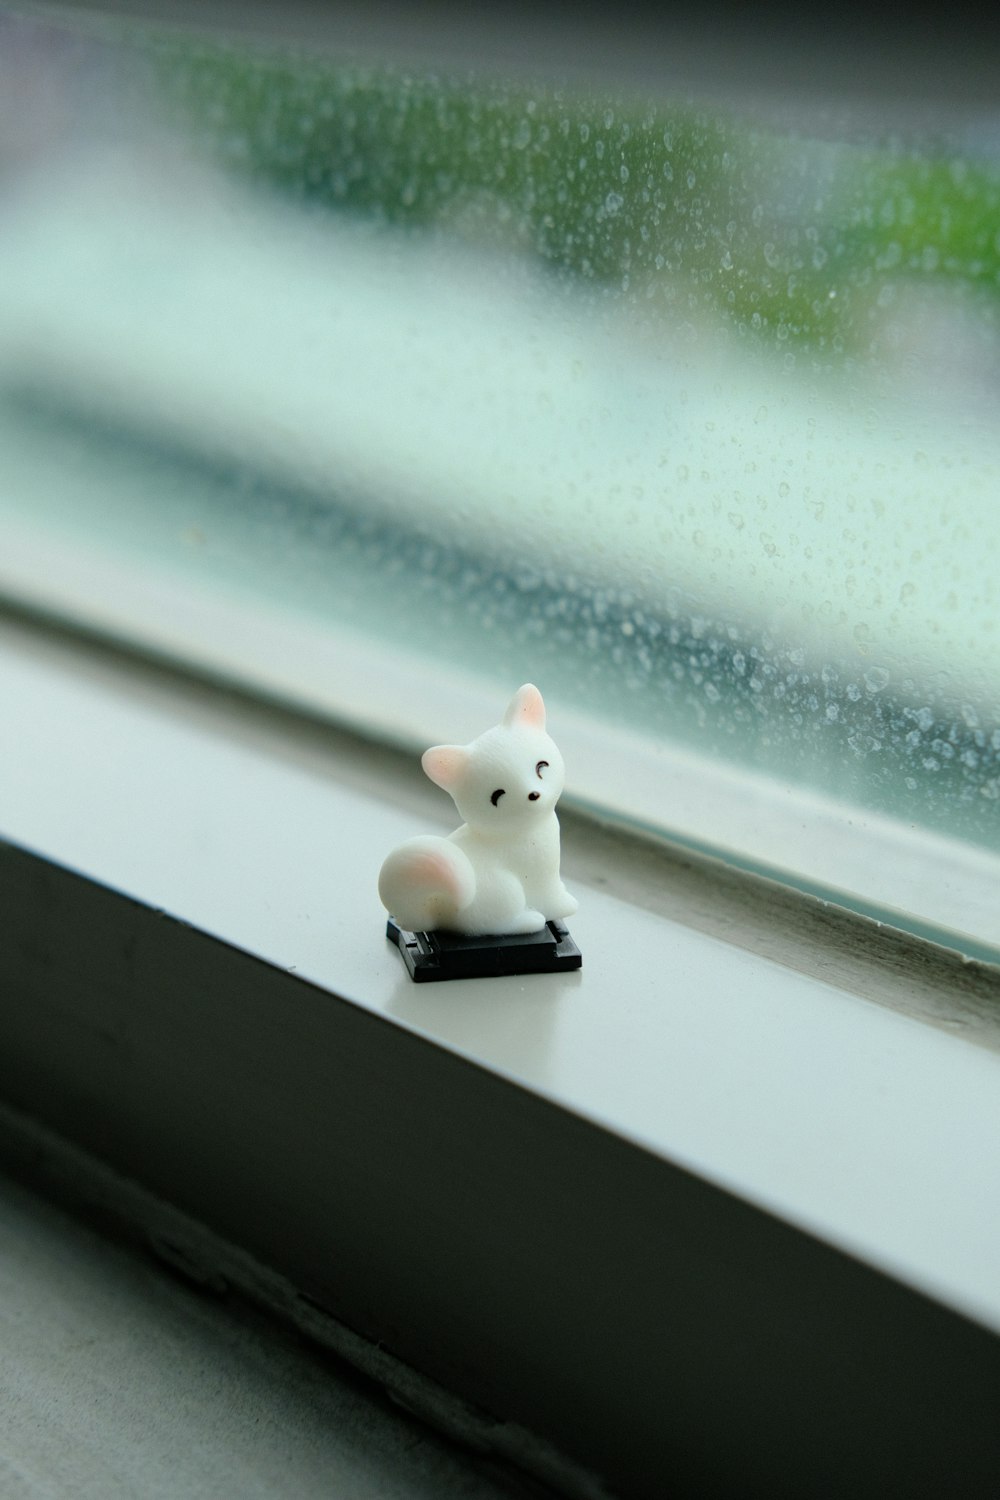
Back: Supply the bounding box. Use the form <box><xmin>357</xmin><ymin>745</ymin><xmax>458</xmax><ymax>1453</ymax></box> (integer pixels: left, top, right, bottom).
<box><xmin>378</xmin><ymin>684</ymin><xmax>578</xmax><ymax>937</ymax></box>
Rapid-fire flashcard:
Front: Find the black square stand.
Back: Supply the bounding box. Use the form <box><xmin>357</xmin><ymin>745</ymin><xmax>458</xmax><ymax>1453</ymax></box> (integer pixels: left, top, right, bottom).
<box><xmin>386</xmin><ymin>917</ymin><xmax>582</xmax><ymax>983</ymax></box>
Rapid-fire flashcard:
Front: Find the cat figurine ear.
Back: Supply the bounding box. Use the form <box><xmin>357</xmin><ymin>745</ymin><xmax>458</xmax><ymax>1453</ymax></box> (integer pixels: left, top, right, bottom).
<box><xmin>502</xmin><ymin>683</ymin><xmax>546</xmax><ymax>730</ymax></box>
<box><xmin>422</xmin><ymin>744</ymin><xmax>467</xmax><ymax>789</ymax></box>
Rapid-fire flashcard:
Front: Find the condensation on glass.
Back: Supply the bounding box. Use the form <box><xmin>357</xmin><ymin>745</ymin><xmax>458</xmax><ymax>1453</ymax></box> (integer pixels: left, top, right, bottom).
<box><xmin>0</xmin><ymin>12</ymin><xmax>997</xmax><ymax>935</ymax></box>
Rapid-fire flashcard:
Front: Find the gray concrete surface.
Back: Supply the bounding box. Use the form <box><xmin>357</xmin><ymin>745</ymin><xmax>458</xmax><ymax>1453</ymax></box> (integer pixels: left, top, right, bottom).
<box><xmin>0</xmin><ymin>1170</ymin><xmax>536</xmax><ymax>1499</ymax></box>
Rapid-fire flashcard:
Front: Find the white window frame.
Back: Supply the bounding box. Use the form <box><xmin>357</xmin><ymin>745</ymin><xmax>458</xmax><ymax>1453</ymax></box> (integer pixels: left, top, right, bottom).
<box><xmin>3</xmin><ymin>606</ymin><xmax>1000</xmax><ymax>1499</ymax></box>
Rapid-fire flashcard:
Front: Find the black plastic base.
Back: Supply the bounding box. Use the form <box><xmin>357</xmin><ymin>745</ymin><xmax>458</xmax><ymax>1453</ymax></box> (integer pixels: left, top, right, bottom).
<box><xmin>386</xmin><ymin>917</ymin><xmax>582</xmax><ymax>983</ymax></box>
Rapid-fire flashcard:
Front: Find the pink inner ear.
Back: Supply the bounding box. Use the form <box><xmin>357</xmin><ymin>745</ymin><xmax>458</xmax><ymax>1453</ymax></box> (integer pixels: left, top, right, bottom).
<box><xmin>503</xmin><ymin>683</ymin><xmax>546</xmax><ymax>730</ymax></box>
<box><xmin>422</xmin><ymin>744</ymin><xmax>467</xmax><ymax>788</ymax></box>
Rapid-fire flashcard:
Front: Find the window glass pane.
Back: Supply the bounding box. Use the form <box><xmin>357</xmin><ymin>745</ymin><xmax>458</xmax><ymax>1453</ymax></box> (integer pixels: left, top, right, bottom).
<box><xmin>1</xmin><ymin>10</ymin><xmax>998</xmax><ymax>955</ymax></box>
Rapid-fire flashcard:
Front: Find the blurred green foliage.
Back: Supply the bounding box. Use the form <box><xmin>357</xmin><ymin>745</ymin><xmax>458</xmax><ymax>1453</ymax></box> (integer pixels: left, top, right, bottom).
<box><xmin>144</xmin><ymin>35</ymin><xmax>1000</xmax><ymax>367</ymax></box>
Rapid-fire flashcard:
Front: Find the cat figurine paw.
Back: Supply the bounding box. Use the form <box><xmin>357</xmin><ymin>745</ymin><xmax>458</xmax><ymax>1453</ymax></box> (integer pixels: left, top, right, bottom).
<box><xmin>378</xmin><ymin>684</ymin><xmax>577</xmax><ymax>937</ymax></box>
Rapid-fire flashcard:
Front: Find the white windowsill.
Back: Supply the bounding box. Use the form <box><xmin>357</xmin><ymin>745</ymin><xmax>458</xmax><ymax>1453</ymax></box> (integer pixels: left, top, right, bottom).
<box><xmin>3</xmin><ymin>609</ymin><xmax>1000</xmax><ymax>1339</ymax></box>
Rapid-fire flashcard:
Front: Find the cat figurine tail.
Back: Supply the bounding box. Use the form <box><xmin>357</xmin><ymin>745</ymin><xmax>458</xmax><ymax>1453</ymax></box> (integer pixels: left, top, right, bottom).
<box><xmin>378</xmin><ymin>683</ymin><xmax>578</xmax><ymax>937</ymax></box>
